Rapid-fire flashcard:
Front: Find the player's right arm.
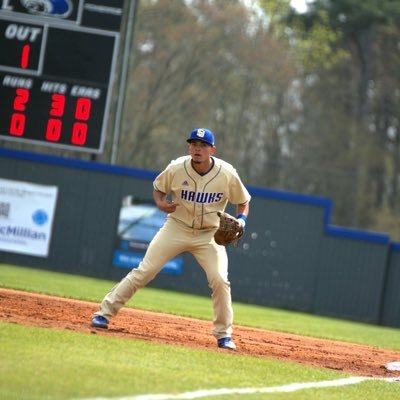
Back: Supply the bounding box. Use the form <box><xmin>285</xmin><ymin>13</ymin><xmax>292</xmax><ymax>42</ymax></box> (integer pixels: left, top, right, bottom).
<box><xmin>153</xmin><ymin>189</ymin><xmax>180</xmax><ymax>214</ymax></box>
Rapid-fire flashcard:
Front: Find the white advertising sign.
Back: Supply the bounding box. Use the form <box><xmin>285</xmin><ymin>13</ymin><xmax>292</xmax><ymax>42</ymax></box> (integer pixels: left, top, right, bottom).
<box><xmin>0</xmin><ymin>178</ymin><xmax>58</xmax><ymax>257</ymax></box>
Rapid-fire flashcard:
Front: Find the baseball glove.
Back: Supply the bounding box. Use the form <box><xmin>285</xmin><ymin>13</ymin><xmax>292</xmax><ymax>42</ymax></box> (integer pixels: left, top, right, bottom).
<box><xmin>214</xmin><ymin>212</ymin><xmax>244</xmax><ymax>247</ymax></box>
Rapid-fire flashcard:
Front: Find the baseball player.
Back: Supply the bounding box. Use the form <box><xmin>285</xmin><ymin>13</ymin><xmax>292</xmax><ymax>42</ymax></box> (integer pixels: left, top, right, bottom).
<box><xmin>91</xmin><ymin>128</ymin><xmax>251</xmax><ymax>350</ymax></box>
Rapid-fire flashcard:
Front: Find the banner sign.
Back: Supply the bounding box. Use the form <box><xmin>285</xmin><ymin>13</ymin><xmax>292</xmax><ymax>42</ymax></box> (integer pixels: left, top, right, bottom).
<box><xmin>0</xmin><ymin>178</ymin><xmax>58</xmax><ymax>257</ymax></box>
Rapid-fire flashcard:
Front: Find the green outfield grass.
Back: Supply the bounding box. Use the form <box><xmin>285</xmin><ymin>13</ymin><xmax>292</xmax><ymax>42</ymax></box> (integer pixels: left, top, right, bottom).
<box><xmin>1</xmin><ymin>263</ymin><xmax>400</xmax><ymax>400</ymax></box>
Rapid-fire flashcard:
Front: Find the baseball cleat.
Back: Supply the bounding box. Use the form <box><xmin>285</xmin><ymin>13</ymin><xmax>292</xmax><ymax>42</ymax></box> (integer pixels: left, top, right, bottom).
<box><xmin>217</xmin><ymin>337</ymin><xmax>236</xmax><ymax>350</ymax></box>
<box><xmin>91</xmin><ymin>315</ymin><xmax>109</xmax><ymax>329</ymax></box>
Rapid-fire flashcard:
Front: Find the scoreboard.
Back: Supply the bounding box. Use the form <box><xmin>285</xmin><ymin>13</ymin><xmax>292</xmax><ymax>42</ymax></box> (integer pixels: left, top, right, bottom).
<box><xmin>0</xmin><ymin>0</ymin><xmax>124</xmax><ymax>153</ymax></box>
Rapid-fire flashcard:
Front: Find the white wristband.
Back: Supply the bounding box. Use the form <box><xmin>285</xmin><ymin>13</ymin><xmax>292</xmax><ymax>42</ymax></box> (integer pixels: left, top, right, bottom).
<box><xmin>237</xmin><ymin>217</ymin><xmax>246</xmax><ymax>227</ymax></box>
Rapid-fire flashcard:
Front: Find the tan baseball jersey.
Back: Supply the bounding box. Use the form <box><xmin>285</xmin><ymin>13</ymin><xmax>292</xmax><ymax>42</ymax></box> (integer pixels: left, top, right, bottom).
<box><xmin>153</xmin><ymin>155</ymin><xmax>251</xmax><ymax>229</ymax></box>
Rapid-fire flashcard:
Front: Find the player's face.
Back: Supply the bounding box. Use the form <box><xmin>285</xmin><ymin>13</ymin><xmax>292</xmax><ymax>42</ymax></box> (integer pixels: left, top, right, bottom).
<box><xmin>188</xmin><ymin>140</ymin><xmax>216</xmax><ymax>163</ymax></box>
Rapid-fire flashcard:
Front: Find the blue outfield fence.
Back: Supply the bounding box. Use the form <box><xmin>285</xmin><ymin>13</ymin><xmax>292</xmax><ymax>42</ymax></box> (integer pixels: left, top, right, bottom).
<box><xmin>0</xmin><ymin>147</ymin><xmax>399</xmax><ymax>327</ymax></box>
<box><xmin>249</xmin><ymin>184</ymin><xmax>391</xmax><ymax>244</ymax></box>
<box><xmin>391</xmin><ymin>242</ymin><xmax>400</xmax><ymax>252</ymax></box>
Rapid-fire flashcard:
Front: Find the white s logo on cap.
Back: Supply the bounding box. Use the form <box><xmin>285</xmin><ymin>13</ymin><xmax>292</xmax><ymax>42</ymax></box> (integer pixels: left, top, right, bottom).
<box><xmin>197</xmin><ymin>129</ymin><xmax>205</xmax><ymax>137</ymax></box>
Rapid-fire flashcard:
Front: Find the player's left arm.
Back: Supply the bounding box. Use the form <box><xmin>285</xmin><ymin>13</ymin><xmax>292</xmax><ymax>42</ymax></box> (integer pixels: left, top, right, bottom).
<box><xmin>235</xmin><ymin>201</ymin><xmax>249</xmax><ymax>227</ymax></box>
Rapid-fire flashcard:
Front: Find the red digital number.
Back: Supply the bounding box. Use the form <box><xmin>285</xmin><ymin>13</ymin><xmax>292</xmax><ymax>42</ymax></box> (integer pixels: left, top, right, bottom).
<box><xmin>75</xmin><ymin>98</ymin><xmax>91</xmax><ymax>121</ymax></box>
<box><xmin>13</xmin><ymin>88</ymin><xmax>29</xmax><ymax>111</ymax></box>
<box><xmin>45</xmin><ymin>118</ymin><xmax>62</xmax><ymax>141</ymax></box>
<box><xmin>21</xmin><ymin>44</ymin><xmax>30</xmax><ymax>69</ymax></box>
<box><xmin>71</xmin><ymin>122</ymin><xmax>88</xmax><ymax>145</ymax></box>
<box><xmin>10</xmin><ymin>114</ymin><xmax>26</xmax><ymax>136</ymax></box>
<box><xmin>50</xmin><ymin>94</ymin><xmax>65</xmax><ymax>117</ymax></box>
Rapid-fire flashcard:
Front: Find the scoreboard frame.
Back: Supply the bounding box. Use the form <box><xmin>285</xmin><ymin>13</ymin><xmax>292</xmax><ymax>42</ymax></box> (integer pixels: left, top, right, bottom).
<box><xmin>0</xmin><ymin>0</ymin><xmax>124</xmax><ymax>154</ymax></box>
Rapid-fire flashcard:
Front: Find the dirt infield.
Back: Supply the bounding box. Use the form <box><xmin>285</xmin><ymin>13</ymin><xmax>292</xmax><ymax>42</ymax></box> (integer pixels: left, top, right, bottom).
<box><xmin>1</xmin><ymin>287</ymin><xmax>400</xmax><ymax>378</ymax></box>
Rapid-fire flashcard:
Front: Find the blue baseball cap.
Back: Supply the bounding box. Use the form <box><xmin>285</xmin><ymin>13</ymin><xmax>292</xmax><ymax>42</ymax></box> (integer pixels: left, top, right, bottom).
<box><xmin>187</xmin><ymin>128</ymin><xmax>215</xmax><ymax>146</ymax></box>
